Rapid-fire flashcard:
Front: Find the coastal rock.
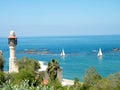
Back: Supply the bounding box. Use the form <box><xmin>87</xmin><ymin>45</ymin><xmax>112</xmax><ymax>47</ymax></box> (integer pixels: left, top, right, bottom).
<box><xmin>113</xmin><ymin>48</ymin><xmax>120</xmax><ymax>52</ymax></box>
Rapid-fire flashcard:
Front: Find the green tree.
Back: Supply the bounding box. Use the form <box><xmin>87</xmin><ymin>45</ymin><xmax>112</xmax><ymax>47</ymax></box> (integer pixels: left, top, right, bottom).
<box><xmin>89</xmin><ymin>78</ymin><xmax>113</xmax><ymax>90</ymax></box>
<box><xmin>83</xmin><ymin>67</ymin><xmax>102</xmax><ymax>88</ymax></box>
<box><xmin>4</xmin><ymin>72</ymin><xmax>17</xmax><ymax>84</ymax></box>
<box><xmin>0</xmin><ymin>55</ymin><xmax>5</xmax><ymax>85</ymax></box>
<box><xmin>14</xmin><ymin>69</ymin><xmax>35</xmax><ymax>85</ymax></box>
<box><xmin>14</xmin><ymin>57</ymin><xmax>41</xmax><ymax>85</ymax></box>
<box><xmin>17</xmin><ymin>57</ymin><xmax>40</xmax><ymax>72</ymax></box>
<box><xmin>74</xmin><ymin>77</ymin><xmax>82</xmax><ymax>90</ymax></box>
<box><xmin>48</xmin><ymin>78</ymin><xmax>62</xmax><ymax>90</ymax></box>
<box><xmin>107</xmin><ymin>72</ymin><xmax>120</xmax><ymax>89</ymax></box>
<box><xmin>0</xmin><ymin>56</ymin><xmax>4</xmax><ymax>71</ymax></box>
<box><xmin>47</xmin><ymin>59</ymin><xmax>60</xmax><ymax>81</ymax></box>
<box><xmin>0</xmin><ymin>71</ymin><xmax>5</xmax><ymax>85</ymax></box>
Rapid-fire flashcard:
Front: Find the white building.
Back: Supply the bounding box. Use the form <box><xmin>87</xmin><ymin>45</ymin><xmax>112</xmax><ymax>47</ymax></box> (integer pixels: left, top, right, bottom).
<box><xmin>8</xmin><ymin>30</ymin><xmax>18</xmax><ymax>72</ymax></box>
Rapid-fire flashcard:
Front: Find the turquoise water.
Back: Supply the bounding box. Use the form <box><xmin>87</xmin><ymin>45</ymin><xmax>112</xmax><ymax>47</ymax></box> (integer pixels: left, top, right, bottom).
<box><xmin>1</xmin><ymin>35</ymin><xmax>120</xmax><ymax>80</ymax></box>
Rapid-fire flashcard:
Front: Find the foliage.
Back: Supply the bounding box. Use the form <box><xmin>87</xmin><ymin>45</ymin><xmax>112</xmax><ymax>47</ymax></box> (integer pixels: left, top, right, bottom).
<box><xmin>83</xmin><ymin>68</ymin><xmax>120</xmax><ymax>90</ymax></box>
<box><xmin>0</xmin><ymin>72</ymin><xmax>5</xmax><ymax>85</ymax></box>
<box><xmin>89</xmin><ymin>78</ymin><xmax>113</xmax><ymax>90</ymax></box>
<box><xmin>62</xmin><ymin>86</ymin><xmax>75</xmax><ymax>90</ymax></box>
<box><xmin>107</xmin><ymin>72</ymin><xmax>120</xmax><ymax>89</ymax></box>
<box><xmin>37</xmin><ymin>71</ymin><xmax>45</xmax><ymax>84</ymax></box>
<box><xmin>11</xmin><ymin>57</ymin><xmax>41</xmax><ymax>85</ymax></box>
<box><xmin>1</xmin><ymin>81</ymin><xmax>79</xmax><ymax>90</ymax></box>
<box><xmin>0</xmin><ymin>56</ymin><xmax>4</xmax><ymax>71</ymax></box>
<box><xmin>0</xmin><ymin>56</ymin><xmax>5</xmax><ymax>85</ymax></box>
<box><xmin>48</xmin><ymin>78</ymin><xmax>62</xmax><ymax>90</ymax></box>
<box><xmin>73</xmin><ymin>77</ymin><xmax>82</xmax><ymax>89</ymax></box>
<box><xmin>1</xmin><ymin>80</ymin><xmax>41</xmax><ymax>90</ymax></box>
<box><xmin>1</xmin><ymin>80</ymin><xmax>62</xmax><ymax>90</ymax></box>
<box><xmin>13</xmin><ymin>69</ymin><xmax>35</xmax><ymax>85</ymax></box>
<box><xmin>1</xmin><ymin>57</ymin><xmax>120</xmax><ymax>90</ymax></box>
<box><xmin>4</xmin><ymin>72</ymin><xmax>17</xmax><ymax>84</ymax></box>
<box><xmin>0</xmin><ymin>68</ymin><xmax>120</xmax><ymax>90</ymax></box>
<box><xmin>83</xmin><ymin>66</ymin><xmax>102</xmax><ymax>88</ymax></box>
<box><xmin>17</xmin><ymin>57</ymin><xmax>40</xmax><ymax>72</ymax></box>
<box><xmin>47</xmin><ymin>59</ymin><xmax>60</xmax><ymax>81</ymax></box>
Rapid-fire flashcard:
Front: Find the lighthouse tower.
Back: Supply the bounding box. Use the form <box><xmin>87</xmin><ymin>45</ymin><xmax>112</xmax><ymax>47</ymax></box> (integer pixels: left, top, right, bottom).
<box><xmin>8</xmin><ymin>30</ymin><xmax>18</xmax><ymax>72</ymax></box>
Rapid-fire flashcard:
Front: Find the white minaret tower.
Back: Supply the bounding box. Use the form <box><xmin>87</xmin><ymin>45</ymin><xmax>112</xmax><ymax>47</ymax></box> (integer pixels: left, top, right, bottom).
<box><xmin>8</xmin><ymin>30</ymin><xmax>18</xmax><ymax>72</ymax></box>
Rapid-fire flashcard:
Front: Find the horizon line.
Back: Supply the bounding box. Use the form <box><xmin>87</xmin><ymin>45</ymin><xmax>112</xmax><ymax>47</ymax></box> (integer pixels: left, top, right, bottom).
<box><xmin>0</xmin><ymin>34</ymin><xmax>120</xmax><ymax>38</ymax></box>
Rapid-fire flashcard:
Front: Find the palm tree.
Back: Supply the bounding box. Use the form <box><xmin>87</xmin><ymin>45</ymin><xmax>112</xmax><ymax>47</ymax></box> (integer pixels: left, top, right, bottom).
<box><xmin>47</xmin><ymin>59</ymin><xmax>60</xmax><ymax>81</ymax></box>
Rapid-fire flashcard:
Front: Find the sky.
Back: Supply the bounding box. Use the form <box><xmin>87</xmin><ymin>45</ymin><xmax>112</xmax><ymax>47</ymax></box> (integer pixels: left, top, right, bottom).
<box><xmin>0</xmin><ymin>0</ymin><xmax>120</xmax><ymax>37</ymax></box>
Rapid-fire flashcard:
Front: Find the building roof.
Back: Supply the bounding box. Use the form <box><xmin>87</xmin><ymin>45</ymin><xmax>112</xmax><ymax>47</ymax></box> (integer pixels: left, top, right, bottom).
<box><xmin>10</xmin><ymin>30</ymin><xmax>15</xmax><ymax>36</ymax></box>
<box><xmin>8</xmin><ymin>30</ymin><xmax>17</xmax><ymax>38</ymax></box>
<box><xmin>8</xmin><ymin>35</ymin><xmax>17</xmax><ymax>38</ymax></box>
<box><xmin>42</xmin><ymin>79</ymin><xmax>49</xmax><ymax>85</ymax></box>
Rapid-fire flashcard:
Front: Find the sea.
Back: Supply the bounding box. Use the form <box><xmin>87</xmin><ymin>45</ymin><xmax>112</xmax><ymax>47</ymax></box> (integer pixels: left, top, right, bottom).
<box><xmin>1</xmin><ymin>35</ymin><xmax>120</xmax><ymax>80</ymax></box>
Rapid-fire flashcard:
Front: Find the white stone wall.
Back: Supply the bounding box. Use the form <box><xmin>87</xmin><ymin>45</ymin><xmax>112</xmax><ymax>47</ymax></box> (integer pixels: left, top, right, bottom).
<box><xmin>9</xmin><ymin>46</ymin><xmax>18</xmax><ymax>72</ymax></box>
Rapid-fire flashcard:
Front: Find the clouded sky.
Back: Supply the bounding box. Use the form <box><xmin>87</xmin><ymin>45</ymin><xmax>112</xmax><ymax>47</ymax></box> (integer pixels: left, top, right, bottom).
<box><xmin>0</xmin><ymin>0</ymin><xmax>120</xmax><ymax>37</ymax></box>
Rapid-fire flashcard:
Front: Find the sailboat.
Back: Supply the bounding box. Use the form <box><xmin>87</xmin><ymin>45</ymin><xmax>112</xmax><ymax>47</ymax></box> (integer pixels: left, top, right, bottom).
<box><xmin>60</xmin><ymin>49</ymin><xmax>65</xmax><ymax>56</ymax></box>
<box><xmin>97</xmin><ymin>48</ymin><xmax>103</xmax><ymax>57</ymax></box>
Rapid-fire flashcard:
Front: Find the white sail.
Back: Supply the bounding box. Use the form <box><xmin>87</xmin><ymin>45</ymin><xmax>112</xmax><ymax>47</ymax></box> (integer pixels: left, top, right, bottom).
<box><xmin>61</xmin><ymin>49</ymin><xmax>65</xmax><ymax>56</ymax></box>
<box><xmin>97</xmin><ymin>48</ymin><xmax>103</xmax><ymax>57</ymax></box>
